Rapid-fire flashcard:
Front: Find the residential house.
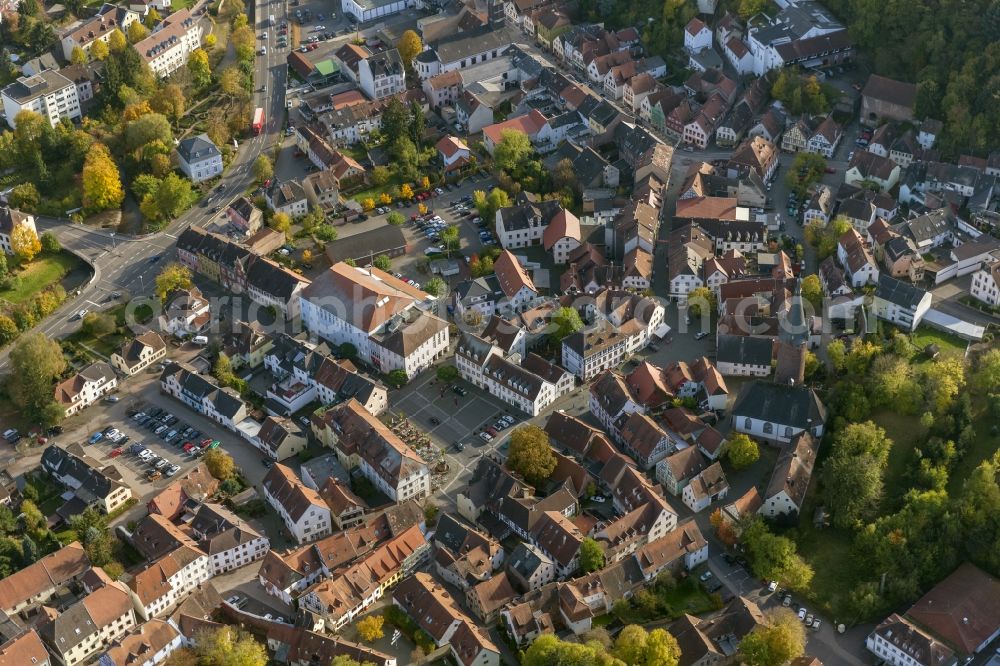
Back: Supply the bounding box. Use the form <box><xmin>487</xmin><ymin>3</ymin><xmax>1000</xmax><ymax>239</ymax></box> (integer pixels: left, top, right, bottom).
<box><xmin>0</xmin><ymin>542</ymin><xmax>90</xmax><ymax>614</ymax></box>
<box><xmin>40</xmin><ymin>581</ymin><xmax>137</xmax><ymax>666</ymax></box>
<box><xmin>866</xmin><ymin>614</ymin><xmax>957</xmax><ymax>666</ymax></box>
<box><xmin>42</xmin><ymin>443</ymin><xmax>132</xmax><ymax>515</ymax></box>
<box><xmin>127</xmin><ymin>545</ymin><xmax>212</xmax><ymax>620</ymax></box>
<box><xmin>588</xmin><ymin>370</ymin><xmax>643</xmax><ymax>433</ymax></box>
<box><xmin>392</xmin><ymin>573</ymin><xmax>500</xmax><ymax>666</ymax></box>
<box><xmin>493</xmin><ymin>250</ymin><xmax>540</xmax><ymax>313</ymax></box>
<box><xmin>684</xmin><ymin>18</ymin><xmax>712</xmax><ymax>53</ymax></box>
<box><xmin>781</xmin><ymin>115</ymin><xmax>816</xmax><ymax>153</ymax></box>
<box><xmin>55</xmin><ymin>362</ymin><xmax>118</xmax><ymax>417</ymax></box>
<box><xmin>256</xmin><ymin>416</ymin><xmax>308</xmax><ymax>461</ymax></box>
<box><xmin>495</xmin><ymin>198</ymin><xmax>563</xmax><ymax>250</ymax></box>
<box><xmin>359</xmin><ymin>49</ymin><xmax>406</xmax><ymax>100</ymax></box>
<box><xmin>433</xmin><ymin>513</ymin><xmax>503</xmax><ymax>592</ymax></box>
<box><xmin>110</xmin><ymin>331</ymin><xmax>167</xmax><ymax>376</ymax></box>
<box><xmin>506</xmin><ymin>542</ymin><xmax>556</xmax><ymax>593</ymax></box>
<box><xmin>682</xmin><ymin>462</ymin><xmax>729</xmax><ymax>513</ymax></box>
<box><xmin>262</xmin><ymin>463</ymin><xmax>333</xmax><ymax>544</ymax></box>
<box><xmin>437</xmin><ymin>135</ymin><xmax>471</xmax><ymax>172</ymax></box>
<box><xmin>837</xmin><ymin>228</ymin><xmax>879</xmax><ymax>287</ymax></box>
<box><xmin>0</xmin><ymin>631</ymin><xmax>51</xmax><ymax>666</ymax></box>
<box><xmin>723</xmin><ymin>36</ymin><xmax>754</xmax><ymax>75</ymax></box>
<box><xmin>98</xmin><ymin>619</ymin><xmax>184</xmax><ymax>666</ymax></box>
<box><xmin>728</xmin><ymin>135</ymin><xmax>778</xmax><ymax>183</ymax></box>
<box><xmin>222</xmin><ymin>320</ymin><xmax>273</xmax><ymax>370</ymax></box>
<box><xmin>2</xmin><ymin>70</ymin><xmax>81</xmax><ymax>130</ymax></box>
<box><xmin>160</xmin><ymin>362</ymin><xmax>248</xmax><ymax>431</ymax></box>
<box><xmin>265</xmin><ymin>180</ymin><xmax>309</xmax><ymax>218</ymax></box>
<box><xmin>482</xmin><ymin>109</ymin><xmax>548</xmax><ymax>154</ymax></box>
<box><xmin>301</xmin><ymin>170</ymin><xmax>340</xmax><ymax>211</ymax></box>
<box><xmin>873</xmin><ymin>274</ymin><xmax>932</xmax><ymax>331</ymax></box>
<box><xmin>971</xmin><ymin>263</ymin><xmax>1000</xmax><ymax>307</ymax></box>
<box><xmin>133</xmin><ymin>9</ymin><xmax>203</xmax><ymax>78</ymax></box>
<box><xmin>299</xmin><ymin>263</ymin><xmax>449</xmax><ymax>377</ymax></box>
<box><xmin>616</xmin><ymin>412</ymin><xmax>672</xmax><ymax>470</ymax></box>
<box><xmin>542</xmin><ymin>209</ymin><xmax>582</xmax><ymax>264</ymax></box>
<box><xmin>188</xmin><ymin>503</ymin><xmax>270</xmax><ymax>575</ymax></box>
<box><xmin>845</xmin><ymin>151</ymin><xmax>901</xmax><ymax>192</ymax></box>
<box><xmin>299</xmin><ymin>525</ymin><xmax>430</xmax><ymax>631</ymax></box>
<box><xmin>58</xmin><ymin>5</ymin><xmax>140</xmax><ymax>61</ymax></box>
<box><xmin>227</xmin><ymin>196</ymin><xmax>264</xmax><ymax>234</ymax></box>
<box><xmin>312</xmin><ymin>398</ymin><xmax>430</xmax><ymax>502</ymax></box>
<box><xmin>633</xmin><ymin>522</ymin><xmax>708</xmax><ymax>581</ymax></box>
<box><xmin>414</xmin><ymin>25</ymin><xmax>517</xmax><ymax>81</ymax></box>
<box><xmin>760</xmin><ymin>432</ymin><xmax>818</xmax><ymax>518</ymax></box>
<box><xmin>656</xmin><ymin>446</ymin><xmax>709</xmax><ymax>496</ymax></box>
<box><xmin>159</xmin><ymin>286</ymin><xmax>211</xmax><ymax>337</ymax></box>
<box><xmin>175</xmin><ymin>134</ymin><xmax>222</xmax><ymax>183</ymax></box>
<box><xmin>806</xmin><ymin>117</ymin><xmax>843</xmax><ymax>158</ymax></box>
<box><xmin>0</xmin><ymin>206</ymin><xmax>36</xmax><ymax>254</ymax></box>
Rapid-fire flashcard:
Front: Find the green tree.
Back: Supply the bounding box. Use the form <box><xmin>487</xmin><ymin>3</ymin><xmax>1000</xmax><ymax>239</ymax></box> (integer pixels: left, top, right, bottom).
<box><xmin>373</xmin><ymin>254</ymin><xmax>392</xmax><ymax>271</ymax></box>
<box><xmin>8</xmin><ymin>334</ymin><xmax>66</xmax><ymax>423</ymax></box>
<box><xmin>187</xmin><ymin>48</ymin><xmax>211</xmax><ymax>87</ymax></box>
<box><xmin>371</xmin><ymin>165</ymin><xmax>390</xmax><ymax>186</ymax></box>
<box><xmin>338</xmin><ymin>343</ymin><xmax>357</xmax><ymax>360</ymax></box>
<box><xmin>726</xmin><ymin>433</ymin><xmax>760</xmax><ymax>471</ymax></box>
<box><xmin>81</xmin><ymin>312</ymin><xmax>116</xmax><ymax>337</ymax></box>
<box><xmin>155</xmin><ymin>262</ymin><xmax>193</xmax><ymax>302</ymax></box>
<box><xmin>149</xmin><ymin>83</ymin><xmax>185</xmax><ymax>122</ymax></box>
<box><xmin>39</xmin><ymin>232</ymin><xmax>60</xmax><ymax>253</ymax></box>
<box><xmin>506</xmin><ymin>425</ymin><xmax>556</xmax><ymax>486</ymax></box>
<box><xmin>386</xmin><ymin>369</ymin><xmax>408</xmax><ymax>388</ymax></box>
<box><xmin>439</xmin><ymin>226</ymin><xmax>460</xmax><ymax>254</ymax></box>
<box><xmin>435</xmin><ymin>365</ymin><xmax>459</xmax><ymax>382</ymax></box>
<box><xmin>423</xmin><ymin>277</ymin><xmax>446</xmax><ymax>296</ymax></box>
<box><xmin>386</xmin><ymin>211</ymin><xmax>405</xmax><ymax>226</ymax></box>
<box><xmin>140</xmin><ymin>173</ymin><xmax>194</xmax><ymax>225</ymax></box>
<box><xmin>493</xmin><ymin>129</ymin><xmax>534</xmax><ymax>173</ymax></box>
<box><xmin>125</xmin><ymin>112</ymin><xmax>173</xmax><ymax>154</ymax></box>
<box><xmin>0</xmin><ymin>316</ymin><xmax>18</xmax><ymax>345</ymax></box>
<box><xmin>8</xmin><ymin>182</ymin><xmax>40</xmax><ymax>211</ymax></box>
<box><xmin>213</xmin><ymin>352</ymin><xmax>235</xmax><ymax>385</ymax></box>
<box><xmin>550</xmin><ymin>306</ymin><xmax>583</xmax><ymax>342</ymax></box>
<box><xmin>742</xmin><ymin>518</ymin><xmax>814</xmax><ymax>591</ymax></box>
<box><xmin>800</xmin><ymin>274</ymin><xmax>822</xmax><ymax>311</ymax></box>
<box><xmin>579</xmin><ymin>537</ymin><xmax>605</xmax><ymax>573</ymax></box>
<box><xmin>253</xmin><ymin>154</ymin><xmax>273</xmax><ymax>184</ymax></box>
<box><xmin>739</xmin><ymin>608</ymin><xmax>806</xmax><ymax>666</ymax></box>
<box><xmin>70</xmin><ymin>45</ymin><xmax>87</xmax><ymax>64</ymax></box>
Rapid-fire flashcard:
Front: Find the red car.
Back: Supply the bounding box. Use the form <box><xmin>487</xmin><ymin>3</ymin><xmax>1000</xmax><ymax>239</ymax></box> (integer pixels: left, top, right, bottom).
<box><xmin>110</xmin><ymin>448</ymin><xmax>123</xmax><ymax>458</ymax></box>
<box><xmin>200</xmin><ymin>438</ymin><xmax>213</xmax><ymax>448</ymax></box>
<box><xmin>183</xmin><ymin>442</ymin><xmax>195</xmax><ymax>452</ymax></box>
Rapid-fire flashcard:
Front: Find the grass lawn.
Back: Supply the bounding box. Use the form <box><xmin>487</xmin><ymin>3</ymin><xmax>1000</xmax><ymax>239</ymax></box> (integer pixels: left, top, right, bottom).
<box><xmin>874</xmin><ymin>409</ymin><xmax>924</xmax><ymax>508</ymax></box>
<box><xmin>795</xmin><ymin>524</ymin><xmax>863</xmax><ymax>621</ymax></box>
<box><xmin>910</xmin><ymin>327</ymin><xmax>968</xmax><ymax>360</ymax></box>
<box><xmin>0</xmin><ymin>253</ymin><xmax>81</xmax><ymax>304</ymax></box>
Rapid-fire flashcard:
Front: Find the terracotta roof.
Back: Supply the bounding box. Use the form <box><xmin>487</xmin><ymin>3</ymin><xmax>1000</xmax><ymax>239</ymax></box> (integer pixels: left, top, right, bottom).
<box><xmin>905</xmin><ymin>563</ymin><xmax>1000</xmax><ymax>655</ymax></box>
<box><xmin>81</xmin><ymin>580</ymin><xmax>133</xmax><ymax>626</ymax></box>
<box><xmin>493</xmin><ymin>250</ymin><xmax>537</xmax><ymax>299</ymax></box>
<box><xmin>318</xmin><ymin>476</ymin><xmax>367</xmax><ymax>517</ymax></box>
<box><xmin>301</xmin><ymin>263</ymin><xmax>430</xmax><ymax>333</ymax></box>
<box><xmin>262</xmin><ymin>463</ymin><xmax>328</xmax><ymax>523</ymax></box>
<box><xmin>685</xmin><ymin>17</ymin><xmax>707</xmax><ymax>36</ymax></box>
<box><xmin>147</xmin><ymin>463</ymin><xmax>219</xmax><ymax>520</ymax></box>
<box><xmin>0</xmin><ymin>541</ymin><xmax>89</xmax><ymax>612</ymax></box>
<box><xmin>436</xmin><ymin>135</ymin><xmax>469</xmax><ymax>158</ymax></box>
<box><xmin>100</xmin><ymin>619</ymin><xmax>181</xmax><ymax>666</ymax></box>
<box><xmin>468</xmin><ymin>571</ymin><xmax>517</xmax><ymax>619</ymax></box>
<box><xmin>530</xmin><ymin>511</ymin><xmax>583</xmax><ymax>568</ymax></box>
<box><xmin>635</xmin><ymin>522</ymin><xmax>707</xmax><ymax>574</ymax></box>
<box><xmin>128</xmin><ymin>545</ymin><xmax>204</xmax><ymax>606</ymax></box>
<box><xmin>0</xmin><ymin>630</ymin><xmax>48</xmax><ymax>666</ymax></box>
<box><xmin>542</xmin><ymin>209</ymin><xmax>581</xmax><ymax>250</ymax></box>
<box><xmin>483</xmin><ymin>109</ymin><xmax>547</xmax><ymax>146</ymax></box>
<box><xmin>675</xmin><ymin>196</ymin><xmax>738</xmax><ymax>221</ymax></box>
<box><xmin>763</xmin><ymin>432</ymin><xmax>818</xmax><ymax>510</ymax></box>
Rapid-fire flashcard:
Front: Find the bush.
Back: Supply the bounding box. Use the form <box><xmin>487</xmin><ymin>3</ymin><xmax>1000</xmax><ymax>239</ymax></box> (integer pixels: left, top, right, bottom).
<box><xmin>386</xmin><ymin>369</ymin><xmax>408</xmax><ymax>388</ymax></box>
<box><xmin>436</xmin><ymin>365</ymin><xmax>459</xmax><ymax>382</ymax></box>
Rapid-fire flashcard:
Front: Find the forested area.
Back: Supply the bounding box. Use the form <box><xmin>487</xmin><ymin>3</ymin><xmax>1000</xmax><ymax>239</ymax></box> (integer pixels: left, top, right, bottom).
<box><xmin>794</xmin><ymin>0</ymin><xmax>1000</xmax><ymax>155</ymax></box>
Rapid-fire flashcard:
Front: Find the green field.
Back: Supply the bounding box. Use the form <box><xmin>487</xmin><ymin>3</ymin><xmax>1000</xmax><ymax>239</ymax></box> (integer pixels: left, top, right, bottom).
<box><xmin>910</xmin><ymin>327</ymin><xmax>968</xmax><ymax>360</ymax></box>
<box><xmin>0</xmin><ymin>253</ymin><xmax>81</xmax><ymax>305</ymax></box>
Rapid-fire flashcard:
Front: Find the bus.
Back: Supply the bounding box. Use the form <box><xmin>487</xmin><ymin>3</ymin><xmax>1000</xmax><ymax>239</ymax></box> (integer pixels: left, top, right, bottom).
<box><xmin>252</xmin><ymin>107</ymin><xmax>264</xmax><ymax>135</ymax></box>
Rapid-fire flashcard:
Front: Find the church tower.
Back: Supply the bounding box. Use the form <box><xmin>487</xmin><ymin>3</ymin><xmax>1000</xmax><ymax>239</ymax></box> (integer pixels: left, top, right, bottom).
<box><xmin>774</xmin><ymin>279</ymin><xmax>808</xmax><ymax>386</ymax></box>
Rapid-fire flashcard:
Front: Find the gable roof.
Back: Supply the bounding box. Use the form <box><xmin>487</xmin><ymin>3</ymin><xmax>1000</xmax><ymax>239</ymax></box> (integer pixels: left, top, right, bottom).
<box><xmin>905</xmin><ymin>562</ymin><xmax>1000</xmax><ymax>656</ymax></box>
<box><xmin>493</xmin><ymin>250</ymin><xmax>537</xmax><ymax>298</ymax></box>
<box><xmin>764</xmin><ymin>432</ymin><xmax>818</xmax><ymax>509</ymax></box>
<box><xmin>733</xmin><ymin>381</ymin><xmax>827</xmax><ymax>430</ymax></box>
<box><xmin>863</xmin><ymin>74</ymin><xmax>917</xmax><ymax>109</ymax></box>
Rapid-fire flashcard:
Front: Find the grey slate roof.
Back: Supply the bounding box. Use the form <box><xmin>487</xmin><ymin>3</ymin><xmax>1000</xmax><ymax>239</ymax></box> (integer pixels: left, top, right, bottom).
<box><xmin>176</xmin><ymin>133</ymin><xmax>220</xmax><ymax>163</ymax></box>
<box><xmin>716</xmin><ymin>334</ymin><xmax>773</xmax><ymax>367</ymax></box>
<box><xmin>732</xmin><ymin>381</ymin><xmax>827</xmax><ymax>430</ymax></box>
<box><xmin>875</xmin><ymin>273</ymin><xmax>928</xmax><ymax>309</ymax></box>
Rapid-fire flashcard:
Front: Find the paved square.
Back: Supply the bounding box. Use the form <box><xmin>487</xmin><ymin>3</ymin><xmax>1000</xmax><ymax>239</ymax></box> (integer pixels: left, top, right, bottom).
<box><xmin>392</xmin><ymin>372</ymin><xmax>509</xmax><ymax>448</ymax></box>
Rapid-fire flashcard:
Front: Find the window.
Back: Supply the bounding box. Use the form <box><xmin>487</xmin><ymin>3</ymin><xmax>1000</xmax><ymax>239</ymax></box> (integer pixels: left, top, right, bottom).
<box><xmin>763</xmin><ymin>422</ymin><xmax>773</xmax><ymax>434</ymax></box>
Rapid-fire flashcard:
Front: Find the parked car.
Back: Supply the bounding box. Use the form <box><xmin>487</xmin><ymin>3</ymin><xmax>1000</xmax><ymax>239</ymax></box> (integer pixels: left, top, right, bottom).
<box><xmin>146</xmin><ymin>470</ymin><xmax>162</xmax><ymax>481</ymax></box>
<box><xmin>452</xmin><ymin>385</ymin><xmax>468</xmax><ymax>396</ymax></box>
<box><xmin>110</xmin><ymin>448</ymin><xmax>123</xmax><ymax>458</ymax></box>
<box><xmin>797</xmin><ymin>607</ymin><xmax>807</xmax><ymax>621</ymax></box>
<box><xmin>479</xmin><ymin>431</ymin><xmax>494</xmax><ymax>442</ymax></box>
<box><xmin>699</xmin><ymin>571</ymin><xmax>714</xmax><ymax>582</ymax></box>
<box><xmin>88</xmin><ymin>432</ymin><xmax>104</xmax><ymax>444</ymax></box>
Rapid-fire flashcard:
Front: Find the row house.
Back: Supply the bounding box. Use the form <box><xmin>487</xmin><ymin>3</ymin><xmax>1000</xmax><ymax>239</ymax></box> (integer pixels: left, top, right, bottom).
<box><xmin>159</xmin><ymin>362</ymin><xmax>248</xmax><ymax>432</ymax></box>
<box><xmin>133</xmin><ymin>9</ymin><xmax>203</xmax><ymax>79</ymax></box>
<box><xmin>175</xmin><ymin>226</ymin><xmax>309</xmax><ymax>319</ymax></box>
<box><xmin>98</xmin><ymin>619</ymin><xmax>184</xmax><ymax>666</ymax></box>
<box><xmin>42</xmin><ymin>444</ymin><xmax>132</xmax><ymax>515</ymax></box>
<box><xmin>837</xmin><ymin>228</ymin><xmax>880</xmax><ymax>287</ymax></box>
<box><xmin>299</xmin><ymin>525</ymin><xmax>429</xmax><ymax>631</ymax></box>
<box><xmin>312</xmin><ymin>398</ymin><xmax>430</xmax><ymax>503</ymax></box>
<box><xmin>41</xmin><ymin>580</ymin><xmax>137</xmax><ymax>666</ymax></box>
<box><xmin>433</xmin><ymin>514</ymin><xmax>504</xmax><ymax>592</ymax></box>
<box><xmin>111</xmin><ymin>331</ymin><xmax>167</xmax><ymax>376</ymax></box>
<box><xmin>262</xmin><ymin>463</ymin><xmax>333</xmax><ymax>544</ymax></box>
<box><xmin>58</xmin><ymin>5</ymin><xmax>139</xmax><ymax>60</ymax></box>
<box><xmin>495</xmin><ymin>198</ymin><xmax>564</xmax><ymax>249</ymax></box>
<box><xmin>127</xmin><ymin>545</ymin><xmax>212</xmax><ymax>620</ymax></box>
<box><xmin>455</xmin><ymin>333</ymin><xmax>573</xmax><ymax>417</ymax></box>
<box><xmin>0</xmin><ymin>542</ymin><xmax>90</xmax><ymax>614</ymax></box>
<box><xmin>188</xmin><ymin>503</ymin><xmax>270</xmax><ymax>575</ymax></box>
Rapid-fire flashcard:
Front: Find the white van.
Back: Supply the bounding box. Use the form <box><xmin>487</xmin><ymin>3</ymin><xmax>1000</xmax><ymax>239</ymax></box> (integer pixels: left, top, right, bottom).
<box><xmin>192</xmin><ymin>335</ymin><xmax>209</xmax><ymax>346</ymax></box>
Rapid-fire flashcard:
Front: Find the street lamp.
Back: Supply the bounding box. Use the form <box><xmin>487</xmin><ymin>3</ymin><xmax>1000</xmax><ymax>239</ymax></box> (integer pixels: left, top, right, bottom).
<box><xmin>109</xmin><ymin>232</ymin><xmax>116</xmax><ymax>250</ymax></box>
